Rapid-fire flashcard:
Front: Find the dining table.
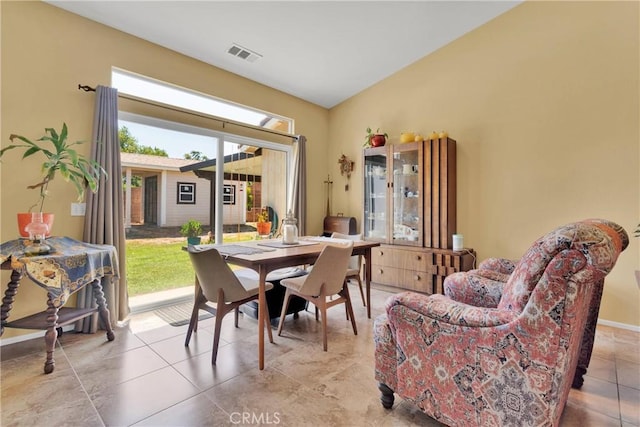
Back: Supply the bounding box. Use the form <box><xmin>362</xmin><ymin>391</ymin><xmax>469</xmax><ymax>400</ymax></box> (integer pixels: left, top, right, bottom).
<box><xmin>204</xmin><ymin>236</ymin><xmax>380</xmax><ymax>370</ymax></box>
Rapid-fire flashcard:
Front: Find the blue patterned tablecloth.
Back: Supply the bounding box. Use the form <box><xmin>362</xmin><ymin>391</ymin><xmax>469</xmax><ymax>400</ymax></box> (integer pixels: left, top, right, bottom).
<box><xmin>0</xmin><ymin>237</ymin><xmax>119</xmax><ymax>307</ymax></box>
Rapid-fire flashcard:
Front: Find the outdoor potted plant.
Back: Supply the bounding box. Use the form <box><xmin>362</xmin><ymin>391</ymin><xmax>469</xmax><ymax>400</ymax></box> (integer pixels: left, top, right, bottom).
<box><xmin>364</xmin><ymin>127</ymin><xmax>388</xmax><ymax>148</ymax></box>
<box><xmin>255</xmin><ymin>208</ymin><xmax>271</xmax><ymax>236</ymax></box>
<box><xmin>180</xmin><ymin>219</ymin><xmax>203</xmax><ymax>245</ymax></box>
<box><xmin>0</xmin><ymin>123</ymin><xmax>107</xmax><ymax>237</ymax></box>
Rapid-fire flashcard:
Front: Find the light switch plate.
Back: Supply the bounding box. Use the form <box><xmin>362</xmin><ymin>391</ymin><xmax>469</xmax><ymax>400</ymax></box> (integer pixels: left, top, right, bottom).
<box><xmin>71</xmin><ymin>202</ymin><xmax>86</xmax><ymax>216</ymax></box>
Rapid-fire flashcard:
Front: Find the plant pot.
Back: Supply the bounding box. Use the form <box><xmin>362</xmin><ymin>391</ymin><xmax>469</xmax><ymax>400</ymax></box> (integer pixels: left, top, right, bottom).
<box><xmin>17</xmin><ymin>213</ymin><xmax>54</xmax><ymax>238</ymax></box>
<box><xmin>370</xmin><ymin>134</ymin><xmax>386</xmax><ymax>147</ymax></box>
<box><xmin>187</xmin><ymin>236</ymin><xmax>202</xmax><ymax>245</ymax></box>
<box><xmin>256</xmin><ymin>221</ymin><xmax>272</xmax><ymax>236</ymax></box>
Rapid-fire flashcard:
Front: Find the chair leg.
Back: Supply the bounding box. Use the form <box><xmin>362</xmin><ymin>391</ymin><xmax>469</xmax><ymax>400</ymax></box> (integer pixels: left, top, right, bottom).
<box><xmin>211</xmin><ymin>304</ymin><xmax>227</xmax><ymax>365</ymax></box>
<box><xmin>356</xmin><ymin>275</ymin><xmax>366</xmax><ymax>307</ymax></box>
<box><xmin>378</xmin><ymin>383</ymin><xmax>395</xmax><ymax>409</ymax></box>
<box><xmin>185</xmin><ymin>289</ymin><xmax>205</xmax><ymax>346</ymax></box>
<box><xmin>185</xmin><ymin>303</ymin><xmax>199</xmax><ymax>346</ymax></box>
<box><xmin>319</xmin><ymin>299</ymin><xmax>328</xmax><ymax>351</ymax></box>
<box><xmin>262</xmin><ymin>298</ymin><xmax>274</xmax><ymax>344</ymax></box>
<box><xmin>277</xmin><ymin>288</ymin><xmax>293</xmax><ymax>336</ymax></box>
<box><xmin>315</xmin><ymin>305</ymin><xmax>319</xmax><ymax>321</ymax></box>
<box><xmin>264</xmin><ymin>311</ymin><xmax>274</xmax><ymax>343</ymax></box>
<box><xmin>344</xmin><ymin>280</ymin><xmax>350</xmax><ymax>321</ymax></box>
<box><xmin>341</xmin><ymin>285</ymin><xmax>358</xmax><ymax>336</ymax></box>
<box><xmin>234</xmin><ymin>306</ymin><xmax>239</xmax><ymax>328</ymax></box>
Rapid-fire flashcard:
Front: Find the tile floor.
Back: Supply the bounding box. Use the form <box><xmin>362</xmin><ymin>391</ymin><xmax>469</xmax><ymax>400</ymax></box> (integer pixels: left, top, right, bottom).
<box><xmin>1</xmin><ymin>285</ymin><xmax>639</xmax><ymax>427</ymax></box>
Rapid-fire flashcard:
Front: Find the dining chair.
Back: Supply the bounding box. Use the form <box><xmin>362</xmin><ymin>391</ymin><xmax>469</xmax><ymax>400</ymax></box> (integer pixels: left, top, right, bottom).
<box><xmin>331</xmin><ymin>231</ymin><xmax>366</xmax><ymax>307</ymax></box>
<box><xmin>277</xmin><ymin>239</ymin><xmax>356</xmax><ymax>351</ymax></box>
<box><xmin>185</xmin><ymin>245</ymin><xmax>274</xmax><ymax>364</ymax></box>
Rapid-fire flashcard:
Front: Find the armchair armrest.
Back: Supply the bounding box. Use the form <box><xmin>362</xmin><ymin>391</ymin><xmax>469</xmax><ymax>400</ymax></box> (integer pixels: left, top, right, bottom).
<box><xmin>387</xmin><ymin>292</ymin><xmax>516</xmax><ymax>328</ymax></box>
<box><xmin>478</xmin><ymin>257</ymin><xmax>517</xmax><ymax>274</ymax></box>
<box><xmin>443</xmin><ymin>271</ymin><xmax>506</xmax><ymax>308</ymax></box>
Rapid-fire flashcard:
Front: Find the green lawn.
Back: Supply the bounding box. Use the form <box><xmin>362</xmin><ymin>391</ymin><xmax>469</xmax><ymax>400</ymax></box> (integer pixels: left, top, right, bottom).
<box><xmin>126</xmin><ymin>234</ymin><xmax>254</xmax><ymax>296</ymax></box>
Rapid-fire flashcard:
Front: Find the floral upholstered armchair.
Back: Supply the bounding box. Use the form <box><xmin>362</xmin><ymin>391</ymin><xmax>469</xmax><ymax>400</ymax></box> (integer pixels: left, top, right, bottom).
<box><xmin>374</xmin><ymin>220</ymin><xmax>628</xmax><ymax>426</ymax></box>
<box><xmin>443</xmin><ymin>219</ymin><xmax>629</xmax><ymax>389</ymax></box>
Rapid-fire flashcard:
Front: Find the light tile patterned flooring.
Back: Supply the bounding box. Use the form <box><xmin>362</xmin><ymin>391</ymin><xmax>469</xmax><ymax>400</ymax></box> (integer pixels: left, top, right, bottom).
<box><xmin>1</xmin><ymin>285</ymin><xmax>639</xmax><ymax>426</ymax></box>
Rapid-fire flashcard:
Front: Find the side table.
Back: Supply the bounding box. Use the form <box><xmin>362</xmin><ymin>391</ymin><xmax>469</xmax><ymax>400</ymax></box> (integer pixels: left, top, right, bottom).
<box><xmin>1</xmin><ymin>237</ymin><xmax>118</xmax><ymax>374</ymax></box>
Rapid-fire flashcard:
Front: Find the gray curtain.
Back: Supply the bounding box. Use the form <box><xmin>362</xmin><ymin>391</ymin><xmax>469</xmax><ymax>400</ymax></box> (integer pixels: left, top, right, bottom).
<box><xmin>289</xmin><ymin>135</ymin><xmax>307</xmax><ymax>235</ymax></box>
<box><xmin>75</xmin><ymin>85</ymin><xmax>129</xmax><ymax>332</ymax></box>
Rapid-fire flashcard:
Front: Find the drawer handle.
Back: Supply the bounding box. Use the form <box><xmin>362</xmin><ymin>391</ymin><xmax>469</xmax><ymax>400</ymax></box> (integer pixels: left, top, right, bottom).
<box><xmin>416</xmin><ymin>255</ymin><xmax>421</xmax><ymax>261</ymax></box>
<box><xmin>378</xmin><ymin>250</ymin><xmax>384</xmax><ymax>256</ymax></box>
<box><xmin>378</xmin><ymin>269</ymin><xmax>384</xmax><ymax>275</ymax></box>
<box><xmin>414</xmin><ymin>274</ymin><xmax>421</xmax><ymax>281</ymax></box>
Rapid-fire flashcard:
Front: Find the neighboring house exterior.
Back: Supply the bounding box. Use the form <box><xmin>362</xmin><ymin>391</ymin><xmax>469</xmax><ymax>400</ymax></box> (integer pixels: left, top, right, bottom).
<box><xmin>121</xmin><ymin>153</ymin><xmax>248</xmax><ymax>228</ymax></box>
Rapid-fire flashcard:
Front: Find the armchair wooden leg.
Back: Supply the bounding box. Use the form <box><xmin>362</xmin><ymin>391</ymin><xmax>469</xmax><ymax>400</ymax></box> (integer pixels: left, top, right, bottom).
<box><xmin>378</xmin><ymin>383</ymin><xmax>395</xmax><ymax>409</ymax></box>
<box><xmin>234</xmin><ymin>306</ymin><xmax>240</xmax><ymax>328</ymax></box>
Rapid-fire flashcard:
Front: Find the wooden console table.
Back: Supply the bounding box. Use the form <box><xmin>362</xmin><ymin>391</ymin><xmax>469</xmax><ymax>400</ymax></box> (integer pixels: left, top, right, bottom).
<box><xmin>0</xmin><ymin>237</ymin><xmax>118</xmax><ymax>374</ymax></box>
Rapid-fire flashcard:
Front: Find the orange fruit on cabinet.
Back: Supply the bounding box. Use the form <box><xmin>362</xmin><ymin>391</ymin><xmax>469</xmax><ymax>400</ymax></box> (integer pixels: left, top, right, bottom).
<box><xmin>400</xmin><ymin>132</ymin><xmax>415</xmax><ymax>143</ymax></box>
<box><xmin>438</xmin><ymin>131</ymin><xmax>448</xmax><ymax>138</ymax></box>
<box><xmin>414</xmin><ymin>134</ymin><xmax>423</xmax><ymax>142</ymax></box>
<box><xmin>428</xmin><ymin>131</ymin><xmax>439</xmax><ymax>140</ymax></box>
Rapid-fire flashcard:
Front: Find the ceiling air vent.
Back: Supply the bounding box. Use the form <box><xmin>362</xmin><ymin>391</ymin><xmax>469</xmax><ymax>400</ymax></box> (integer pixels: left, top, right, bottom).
<box><xmin>227</xmin><ymin>43</ymin><xmax>262</xmax><ymax>63</ymax></box>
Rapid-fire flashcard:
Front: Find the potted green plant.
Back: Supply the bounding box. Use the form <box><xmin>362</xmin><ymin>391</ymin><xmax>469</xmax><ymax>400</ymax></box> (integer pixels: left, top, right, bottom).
<box><xmin>180</xmin><ymin>219</ymin><xmax>203</xmax><ymax>245</ymax></box>
<box><xmin>1</xmin><ymin>123</ymin><xmax>107</xmax><ymax>237</ymax></box>
<box><xmin>364</xmin><ymin>127</ymin><xmax>388</xmax><ymax>148</ymax></box>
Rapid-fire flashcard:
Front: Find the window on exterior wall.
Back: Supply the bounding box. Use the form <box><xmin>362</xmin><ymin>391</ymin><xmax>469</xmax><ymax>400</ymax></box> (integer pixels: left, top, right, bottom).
<box><xmin>223</xmin><ymin>184</ymin><xmax>235</xmax><ymax>205</ymax></box>
<box><xmin>112</xmin><ymin>68</ymin><xmax>293</xmax><ymax>133</ymax></box>
<box><xmin>177</xmin><ymin>182</ymin><xmax>196</xmax><ymax>204</ymax></box>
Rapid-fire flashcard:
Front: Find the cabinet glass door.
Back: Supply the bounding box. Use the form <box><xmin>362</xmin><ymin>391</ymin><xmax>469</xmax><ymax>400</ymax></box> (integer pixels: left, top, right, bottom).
<box><xmin>391</xmin><ymin>142</ymin><xmax>422</xmax><ymax>246</ymax></box>
<box><xmin>363</xmin><ymin>147</ymin><xmax>388</xmax><ymax>241</ymax></box>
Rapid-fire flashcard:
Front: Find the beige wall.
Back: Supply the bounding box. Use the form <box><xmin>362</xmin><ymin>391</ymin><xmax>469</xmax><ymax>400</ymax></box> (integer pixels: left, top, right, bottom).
<box><xmin>0</xmin><ymin>1</ymin><xmax>328</xmax><ymax>339</ymax></box>
<box><xmin>1</xmin><ymin>0</ymin><xmax>638</xmax><ymax>340</ymax></box>
<box><xmin>329</xmin><ymin>1</ymin><xmax>639</xmax><ymax>326</ymax></box>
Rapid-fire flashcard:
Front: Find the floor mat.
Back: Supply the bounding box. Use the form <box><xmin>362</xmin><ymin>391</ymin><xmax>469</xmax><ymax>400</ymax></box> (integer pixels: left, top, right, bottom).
<box><xmin>153</xmin><ymin>302</ymin><xmax>213</xmax><ymax>327</ymax></box>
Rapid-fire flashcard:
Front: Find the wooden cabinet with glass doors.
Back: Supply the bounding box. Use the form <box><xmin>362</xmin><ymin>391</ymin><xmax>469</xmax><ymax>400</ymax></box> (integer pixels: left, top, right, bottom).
<box><xmin>363</xmin><ymin>142</ymin><xmax>423</xmax><ymax>247</ymax></box>
<box><xmin>363</xmin><ymin>137</ymin><xmax>476</xmax><ymax>295</ymax></box>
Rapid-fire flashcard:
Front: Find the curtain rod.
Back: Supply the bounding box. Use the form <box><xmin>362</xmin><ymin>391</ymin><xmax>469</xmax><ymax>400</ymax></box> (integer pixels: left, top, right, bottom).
<box><xmin>78</xmin><ymin>84</ymin><xmax>298</xmax><ymax>141</ymax></box>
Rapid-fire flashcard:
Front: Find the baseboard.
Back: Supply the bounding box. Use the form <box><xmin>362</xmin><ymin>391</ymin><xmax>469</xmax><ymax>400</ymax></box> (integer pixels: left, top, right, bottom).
<box><xmin>597</xmin><ymin>318</ymin><xmax>640</xmax><ymax>332</ymax></box>
<box><xmin>0</xmin><ymin>324</ymin><xmax>75</xmax><ymax>347</ymax></box>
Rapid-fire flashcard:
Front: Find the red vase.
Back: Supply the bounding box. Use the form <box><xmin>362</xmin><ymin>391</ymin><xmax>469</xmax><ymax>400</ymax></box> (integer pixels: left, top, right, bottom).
<box><xmin>17</xmin><ymin>213</ymin><xmax>54</xmax><ymax>238</ymax></box>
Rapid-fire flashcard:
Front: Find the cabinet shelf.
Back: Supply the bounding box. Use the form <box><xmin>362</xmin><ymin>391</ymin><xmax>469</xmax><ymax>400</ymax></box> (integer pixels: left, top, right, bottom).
<box><xmin>3</xmin><ymin>307</ymin><xmax>98</xmax><ymax>330</ymax></box>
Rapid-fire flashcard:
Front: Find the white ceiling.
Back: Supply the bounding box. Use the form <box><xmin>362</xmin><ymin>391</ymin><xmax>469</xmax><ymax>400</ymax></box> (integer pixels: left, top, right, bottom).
<box><xmin>47</xmin><ymin>1</ymin><xmax>521</xmax><ymax>109</ymax></box>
